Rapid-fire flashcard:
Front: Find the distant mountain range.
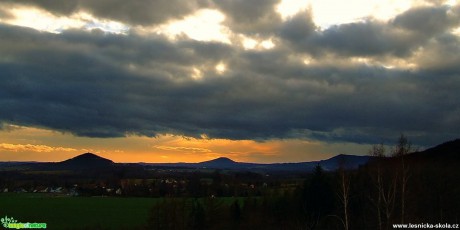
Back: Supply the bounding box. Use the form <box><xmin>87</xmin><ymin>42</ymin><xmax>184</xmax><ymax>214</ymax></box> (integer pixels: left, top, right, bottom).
<box><xmin>0</xmin><ymin>152</ymin><xmax>371</xmax><ymax>172</ymax></box>
<box><xmin>1</xmin><ymin>139</ymin><xmax>459</xmax><ymax>172</ymax></box>
<box><xmin>140</xmin><ymin>154</ymin><xmax>372</xmax><ymax>172</ymax></box>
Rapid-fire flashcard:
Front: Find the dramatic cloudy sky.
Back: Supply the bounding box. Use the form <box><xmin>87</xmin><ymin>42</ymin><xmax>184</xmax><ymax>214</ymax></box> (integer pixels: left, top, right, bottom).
<box><xmin>0</xmin><ymin>0</ymin><xmax>459</xmax><ymax>163</ymax></box>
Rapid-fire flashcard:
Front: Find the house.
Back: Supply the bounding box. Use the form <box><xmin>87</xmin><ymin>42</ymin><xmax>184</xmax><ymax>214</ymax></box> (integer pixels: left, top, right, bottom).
<box><xmin>51</xmin><ymin>187</ymin><xmax>63</xmax><ymax>193</ymax></box>
<box><xmin>68</xmin><ymin>188</ymin><xmax>79</xmax><ymax>196</ymax></box>
<box><xmin>16</xmin><ymin>188</ymin><xmax>27</xmax><ymax>193</ymax></box>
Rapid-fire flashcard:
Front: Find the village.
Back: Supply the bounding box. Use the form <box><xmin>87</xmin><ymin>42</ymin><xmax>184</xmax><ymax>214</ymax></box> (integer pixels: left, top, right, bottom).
<box><xmin>0</xmin><ymin>170</ymin><xmax>300</xmax><ymax>198</ymax></box>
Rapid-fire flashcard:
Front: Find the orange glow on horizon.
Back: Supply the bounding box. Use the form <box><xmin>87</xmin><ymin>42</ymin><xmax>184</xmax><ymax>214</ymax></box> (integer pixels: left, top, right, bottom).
<box><xmin>0</xmin><ymin>124</ymin><xmax>368</xmax><ymax>163</ymax></box>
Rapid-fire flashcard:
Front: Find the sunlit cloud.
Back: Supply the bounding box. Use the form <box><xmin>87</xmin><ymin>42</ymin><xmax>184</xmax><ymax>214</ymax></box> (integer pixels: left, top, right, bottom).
<box><xmin>277</xmin><ymin>0</ymin><xmax>413</xmax><ymax>29</ymax></box>
<box><xmin>0</xmin><ymin>143</ymin><xmax>78</xmax><ymax>153</ymax></box>
<box><xmin>276</xmin><ymin>0</ymin><xmax>309</xmax><ymax>20</ymax></box>
<box><xmin>191</xmin><ymin>67</ymin><xmax>203</xmax><ymax>80</ymax></box>
<box><xmin>76</xmin><ymin>12</ymin><xmax>129</xmax><ymax>34</ymax></box>
<box><xmin>154</xmin><ymin>145</ymin><xmax>212</xmax><ymax>153</ymax></box>
<box><xmin>3</xmin><ymin>6</ymin><xmax>129</xmax><ymax>34</ymax></box>
<box><xmin>5</xmin><ymin>6</ymin><xmax>84</xmax><ymax>33</ymax></box>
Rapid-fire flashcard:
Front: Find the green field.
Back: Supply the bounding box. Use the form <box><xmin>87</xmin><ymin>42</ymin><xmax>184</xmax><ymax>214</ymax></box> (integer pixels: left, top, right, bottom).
<box><xmin>0</xmin><ymin>193</ymin><xmax>159</xmax><ymax>229</ymax></box>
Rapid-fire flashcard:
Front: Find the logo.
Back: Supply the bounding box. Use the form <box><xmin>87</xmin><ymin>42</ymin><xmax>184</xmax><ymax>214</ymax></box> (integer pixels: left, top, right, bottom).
<box><xmin>1</xmin><ymin>216</ymin><xmax>46</xmax><ymax>229</ymax></box>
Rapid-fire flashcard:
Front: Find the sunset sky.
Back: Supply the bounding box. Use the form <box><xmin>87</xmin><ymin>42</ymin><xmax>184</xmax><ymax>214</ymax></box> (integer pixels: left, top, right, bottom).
<box><xmin>0</xmin><ymin>0</ymin><xmax>459</xmax><ymax>163</ymax></box>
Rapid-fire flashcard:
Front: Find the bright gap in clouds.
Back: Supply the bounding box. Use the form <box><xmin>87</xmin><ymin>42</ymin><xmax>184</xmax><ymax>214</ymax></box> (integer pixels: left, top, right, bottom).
<box><xmin>154</xmin><ymin>9</ymin><xmax>231</xmax><ymax>43</ymax></box>
<box><xmin>276</xmin><ymin>0</ymin><xmax>309</xmax><ymax>20</ymax></box>
<box><xmin>242</xmin><ymin>36</ymin><xmax>258</xmax><ymax>49</ymax></box>
<box><xmin>277</xmin><ymin>0</ymin><xmax>413</xmax><ymax>29</ymax></box>
<box><xmin>215</xmin><ymin>62</ymin><xmax>226</xmax><ymax>74</ymax></box>
<box><xmin>453</xmin><ymin>27</ymin><xmax>460</xmax><ymax>36</ymax></box>
<box><xmin>240</xmin><ymin>35</ymin><xmax>276</xmax><ymax>50</ymax></box>
<box><xmin>6</xmin><ymin>7</ymin><xmax>83</xmax><ymax>33</ymax></box>
<box><xmin>4</xmin><ymin>6</ymin><xmax>129</xmax><ymax>34</ymax></box>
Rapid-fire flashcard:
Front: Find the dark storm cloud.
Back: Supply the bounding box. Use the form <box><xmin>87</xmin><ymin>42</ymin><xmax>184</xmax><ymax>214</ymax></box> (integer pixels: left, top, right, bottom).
<box><xmin>392</xmin><ymin>5</ymin><xmax>460</xmax><ymax>35</ymax></box>
<box><xmin>82</xmin><ymin>0</ymin><xmax>208</xmax><ymax>26</ymax></box>
<box><xmin>0</xmin><ymin>24</ymin><xmax>236</xmax><ymax>138</ymax></box>
<box><xmin>278</xmin><ymin>10</ymin><xmax>316</xmax><ymax>43</ymax></box>
<box><xmin>415</xmin><ymin>33</ymin><xmax>460</xmax><ymax>74</ymax></box>
<box><xmin>0</xmin><ymin>3</ymin><xmax>460</xmax><ymax>147</ymax></box>
<box><xmin>305</xmin><ymin>21</ymin><xmax>416</xmax><ymax>57</ymax></box>
<box><xmin>279</xmin><ymin>5</ymin><xmax>460</xmax><ymax>58</ymax></box>
<box><xmin>0</xmin><ymin>0</ymin><xmax>207</xmax><ymax>26</ymax></box>
<box><xmin>212</xmin><ymin>0</ymin><xmax>282</xmax><ymax>36</ymax></box>
<box><xmin>0</xmin><ymin>0</ymin><xmax>78</xmax><ymax>15</ymax></box>
<box><xmin>0</xmin><ymin>0</ymin><xmax>283</xmax><ymax>35</ymax></box>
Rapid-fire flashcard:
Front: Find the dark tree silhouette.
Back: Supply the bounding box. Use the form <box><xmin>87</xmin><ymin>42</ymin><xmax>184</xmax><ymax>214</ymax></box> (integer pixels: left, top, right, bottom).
<box><xmin>302</xmin><ymin>165</ymin><xmax>335</xmax><ymax>230</ymax></box>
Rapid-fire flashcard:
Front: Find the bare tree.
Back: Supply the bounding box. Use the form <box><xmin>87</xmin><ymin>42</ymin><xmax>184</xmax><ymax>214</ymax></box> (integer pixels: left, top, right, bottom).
<box><xmin>368</xmin><ymin>143</ymin><xmax>386</xmax><ymax>230</ymax></box>
<box><xmin>382</xmin><ymin>173</ymin><xmax>397</xmax><ymax>230</ymax></box>
<box><xmin>369</xmin><ymin>142</ymin><xmax>401</xmax><ymax>230</ymax></box>
<box><xmin>338</xmin><ymin>163</ymin><xmax>350</xmax><ymax>230</ymax></box>
<box><xmin>393</xmin><ymin>134</ymin><xmax>412</xmax><ymax>224</ymax></box>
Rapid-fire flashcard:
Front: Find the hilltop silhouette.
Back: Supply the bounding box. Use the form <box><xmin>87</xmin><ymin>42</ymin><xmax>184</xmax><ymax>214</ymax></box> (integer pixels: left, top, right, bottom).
<box><xmin>198</xmin><ymin>157</ymin><xmax>238</xmax><ymax>167</ymax></box>
<box><xmin>58</xmin><ymin>152</ymin><xmax>114</xmax><ymax>169</ymax></box>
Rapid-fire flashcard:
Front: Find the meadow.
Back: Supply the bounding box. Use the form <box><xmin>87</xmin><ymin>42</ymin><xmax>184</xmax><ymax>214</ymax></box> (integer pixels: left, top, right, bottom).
<box><xmin>0</xmin><ymin>193</ymin><xmax>245</xmax><ymax>229</ymax></box>
<box><xmin>0</xmin><ymin>193</ymin><xmax>159</xmax><ymax>229</ymax></box>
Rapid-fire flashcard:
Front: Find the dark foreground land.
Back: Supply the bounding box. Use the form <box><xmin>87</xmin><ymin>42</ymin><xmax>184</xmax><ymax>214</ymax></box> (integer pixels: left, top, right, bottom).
<box><xmin>0</xmin><ymin>137</ymin><xmax>459</xmax><ymax>229</ymax></box>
